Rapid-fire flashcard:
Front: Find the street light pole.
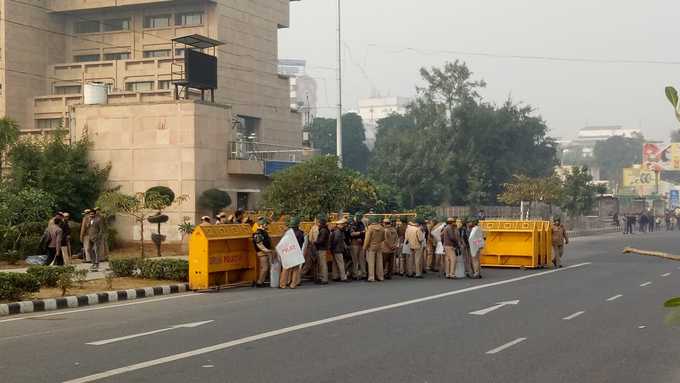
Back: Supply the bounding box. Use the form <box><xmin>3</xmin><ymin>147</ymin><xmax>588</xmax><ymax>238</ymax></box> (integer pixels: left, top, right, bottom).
<box><xmin>336</xmin><ymin>0</ymin><xmax>343</xmax><ymax>168</ymax></box>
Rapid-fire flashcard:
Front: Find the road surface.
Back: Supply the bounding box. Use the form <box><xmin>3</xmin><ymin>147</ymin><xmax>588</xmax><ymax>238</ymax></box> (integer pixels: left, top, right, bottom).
<box><xmin>1</xmin><ymin>230</ymin><xmax>679</xmax><ymax>383</ymax></box>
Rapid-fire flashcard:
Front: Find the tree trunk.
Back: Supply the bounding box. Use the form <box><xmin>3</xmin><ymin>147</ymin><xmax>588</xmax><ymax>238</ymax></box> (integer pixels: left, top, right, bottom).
<box><xmin>140</xmin><ymin>219</ymin><xmax>145</xmax><ymax>258</ymax></box>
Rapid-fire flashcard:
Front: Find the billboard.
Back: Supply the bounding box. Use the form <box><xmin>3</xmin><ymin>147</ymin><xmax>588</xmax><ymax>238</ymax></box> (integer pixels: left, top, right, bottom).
<box><xmin>642</xmin><ymin>143</ymin><xmax>680</xmax><ymax>171</ymax></box>
<box><xmin>185</xmin><ymin>49</ymin><xmax>217</xmax><ymax>90</ymax></box>
<box><xmin>622</xmin><ymin>168</ymin><xmax>656</xmax><ymax>187</ymax></box>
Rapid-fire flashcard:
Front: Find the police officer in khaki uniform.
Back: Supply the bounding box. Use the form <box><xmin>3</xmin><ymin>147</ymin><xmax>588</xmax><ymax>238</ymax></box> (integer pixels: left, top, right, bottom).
<box><xmin>253</xmin><ymin>218</ymin><xmax>273</xmax><ymax>287</ymax></box>
<box><xmin>551</xmin><ymin>217</ymin><xmax>569</xmax><ymax>268</ymax></box>
<box><xmin>382</xmin><ymin>218</ymin><xmax>399</xmax><ymax>280</ymax></box>
<box><xmin>363</xmin><ymin>215</ymin><xmax>386</xmax><ymax>282</ymax></box>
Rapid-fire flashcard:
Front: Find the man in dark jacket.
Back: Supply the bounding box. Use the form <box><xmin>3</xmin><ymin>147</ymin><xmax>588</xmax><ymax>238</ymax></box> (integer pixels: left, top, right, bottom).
<box><xmin>349</xmin><ymin>214</ymin><xmax>367</xmax><ymax>280</ymax></box>
<box><xmin>329</xmin><ymin>219</ymin><xmax>348</xmax><ymax>282</ymax></box>
<box><xmin>442</xmin><ymin>218</ymin><xmax>459</xmax><ymax>279</ymax></box>
<box><xmin>314</xmin><ymin>217</ymin><xmax>331</xmax><ymax>284</ymax></box>
<box><xmin>44</xmin><ymin>216</ymin><xmax>64</xmax><ymax>266</ymax></box>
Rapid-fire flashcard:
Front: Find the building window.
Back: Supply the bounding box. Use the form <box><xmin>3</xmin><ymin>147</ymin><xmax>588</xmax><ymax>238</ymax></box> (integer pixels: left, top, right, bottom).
<box><xmin>74</xmin><ymin>54</ymin><xmax>100</xmax><ymax>62</ymax></box>
<box><xmin>103</xmin><ymin>52</ymin><xmax>130</xmax><ymax>61</ymax></box>
<box><xmin>54</xmin><ymin>85</ymin><xmax>82</xmax><ymax>95</ymax></box>
<box><xmin>36</xmin><ymin>118</ymin><xmax>63</xmax><ymax>130</ymax></box>
<box><xmin>0</xmin><ymin>84</ymin><xmax>2</xmax><ymax>95</ymax></box>
<box><xmin>126</xmin><ymin>81</ymin><xmax>154</xmax><ymax>92</ymax></box>
<box><xmin>102</xmin><ymin>18</ymin><xmax>130</xmax><ymax>32</ymax></box>
<box><xmin>144</xmin><ymin>15</ymin><xmax>171</xmax><ymax>29</ymax></box>
<box><xmin>158</xmin><ymin>80</ymin><xmax>171</xmax><ymax>90</ymax></box>
<box><xmin>175</xmin><ymin>12</ymin><xmax>203</xmax><ymax>26</ymax></box>
<box><xmin>74</xmin><ymin>20</ymin><xmax>100</xmax><ymax>34</ymax></box>
<box><xmin>143</xmin><ymin>49</ymin><xmax>171</xmax><ymax>58</ymax></box>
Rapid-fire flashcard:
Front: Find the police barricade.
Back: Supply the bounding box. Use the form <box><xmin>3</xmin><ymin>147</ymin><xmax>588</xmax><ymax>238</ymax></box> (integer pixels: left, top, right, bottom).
<box><xmin>479</xmin><ymin>220</ymin><xmax>551</xmax><ymax>269</ymax></box>
<box><xmin>189</xmin><ymin>224</ymin><xmax>257</xmax><ymax>290</ymax></box>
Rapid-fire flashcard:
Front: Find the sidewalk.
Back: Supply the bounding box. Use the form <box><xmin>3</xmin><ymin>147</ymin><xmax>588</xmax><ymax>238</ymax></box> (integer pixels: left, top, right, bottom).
<box><xmin>2</xmin><ymin>255</ymin><xmax>188</xmax><ymax>281</ymax></box>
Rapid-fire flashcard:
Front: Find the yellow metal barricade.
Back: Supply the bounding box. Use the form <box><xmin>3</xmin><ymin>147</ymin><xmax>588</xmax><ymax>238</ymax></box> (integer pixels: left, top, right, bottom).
<box><xmin>479</xmin><ymin>220</ymin><xmax>548</xmax><ymax>269</ymax></box>
<box><xmin>189</xmin><ymin>224</ymin><xmax>257</xmax><ymax>290</ymax></box>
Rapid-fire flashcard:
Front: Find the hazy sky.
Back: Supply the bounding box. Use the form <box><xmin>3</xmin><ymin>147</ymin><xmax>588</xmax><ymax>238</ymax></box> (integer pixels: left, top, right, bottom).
<box><xmin>279</xmin><ymin>0</ymin><xmax>679</xmax><ymax>141</ymax></box>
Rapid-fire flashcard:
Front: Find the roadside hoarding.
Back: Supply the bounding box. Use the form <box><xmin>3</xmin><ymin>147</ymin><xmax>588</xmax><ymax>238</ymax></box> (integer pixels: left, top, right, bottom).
<box><xmin>622</xmin><ymin>167</ymin><xmax>655</xmax><ymax>187</ymax></box>
<box><xmin>642</xmin><ymin>143</ymin><xmax>680</xmax><ymax>171</ymax></box>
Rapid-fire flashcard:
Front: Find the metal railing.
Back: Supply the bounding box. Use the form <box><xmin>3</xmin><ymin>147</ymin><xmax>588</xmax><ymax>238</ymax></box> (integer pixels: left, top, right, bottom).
<box><xmin>228</xmin><ymin>141</ymin><xmax>316</xmax><ymax>162</ymax></box>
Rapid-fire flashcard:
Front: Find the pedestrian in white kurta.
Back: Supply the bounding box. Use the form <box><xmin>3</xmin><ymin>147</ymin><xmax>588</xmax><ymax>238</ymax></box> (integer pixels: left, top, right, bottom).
<box><xmin>468</xmin><ymin>220</ymin><xmax>485</xmax><ymax>279</ymax></box>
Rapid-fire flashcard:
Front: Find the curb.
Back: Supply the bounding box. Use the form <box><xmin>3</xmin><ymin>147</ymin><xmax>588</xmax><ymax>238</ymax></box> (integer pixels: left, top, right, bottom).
<box><xmin>0</xmin><ymin>283</ymin><xmax>190</xmax><ymax>317</ymax></box>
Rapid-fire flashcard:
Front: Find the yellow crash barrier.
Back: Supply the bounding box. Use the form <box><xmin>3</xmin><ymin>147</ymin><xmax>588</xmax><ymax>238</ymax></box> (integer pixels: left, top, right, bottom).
<box><xmin>479</xmin><ymin>220</ymin><xmax>552</xmax><ymax>269</ymax></box>
<box><xmin>189</xmin><ymin>224</ymin><xmax>257</xmax><ymax>290</ymax></box>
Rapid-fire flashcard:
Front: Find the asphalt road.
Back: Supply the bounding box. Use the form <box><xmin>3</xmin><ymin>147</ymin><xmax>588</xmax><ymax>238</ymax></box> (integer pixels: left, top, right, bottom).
<box><xmin>1</xmin><ymin>230</ymin><xmax>679</xmax><ymax>383</ymax></box>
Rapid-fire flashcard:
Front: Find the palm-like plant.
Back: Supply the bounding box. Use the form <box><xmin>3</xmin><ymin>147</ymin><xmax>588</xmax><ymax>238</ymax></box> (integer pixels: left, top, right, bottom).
<box><xmin>0</xmin><ymin>117</ymin><xmax>19</xmax><ymax>178</ymax></box>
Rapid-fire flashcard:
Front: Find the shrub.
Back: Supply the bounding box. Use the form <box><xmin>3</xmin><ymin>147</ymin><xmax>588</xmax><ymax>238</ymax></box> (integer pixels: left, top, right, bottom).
<box><xmin>109</xmin><ymin>258</ymin><xmax>137</xmax><ymax>277</ymax></box>
<box><xmin>26</xmin><ymin>265</ymin><xmax>76</xmax><ymax>288</ymax></box>
<box><xmin>138</xmin><ymin>259</ymin><xmax>188</xmax><ymax>281</ymax></box>
<box><xmin>57</xmin><ymin>269</ymin><xmax>75</xmax><ymax>297</ymax></box>
<box><xmin>0</xmin><ymin>250</ymin><xmax>21</xmax><ymax>265</ymax></box>
<box><xmin>0</xmin><ymin>272</ymin><xmax>40</xmax><ymax>301</ymax></box>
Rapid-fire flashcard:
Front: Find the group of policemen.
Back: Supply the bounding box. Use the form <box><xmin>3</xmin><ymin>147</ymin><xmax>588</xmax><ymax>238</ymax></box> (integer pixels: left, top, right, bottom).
<box><xmin>42</xmin><ymin>208</ymin><xmax>105</xmax><ymax>271</ymax></box>
<box><xmin>248</xmin><ymin>213</ymin><xmax>488</xmax><ymax>288</ymax></box>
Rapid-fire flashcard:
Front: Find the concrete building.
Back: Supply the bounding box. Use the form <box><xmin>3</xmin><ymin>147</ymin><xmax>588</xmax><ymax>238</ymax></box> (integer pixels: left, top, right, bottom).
<box><xmin>563</xmin><ymin>125</ymin><xmax>642</xmax><ymax>158</ymax></box>
<box><xmin>278</xmin><ymin>59</ymin><xmax>317</xmax><ymax>129</ymax></box>
<box><xmin>0</xmin><ymin>0</ymin><xmax>305</xmax><ymax>242</ymax></box>
<box><xmin>357</xmin><ymin>96</ymin><xmax>410</xmax><ymax>148</ymax></box>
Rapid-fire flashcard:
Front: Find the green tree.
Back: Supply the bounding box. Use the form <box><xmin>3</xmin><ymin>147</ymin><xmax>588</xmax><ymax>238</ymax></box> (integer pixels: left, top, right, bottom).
<box><xmin>197</xmin><ymin>188</ymin><xmax>232</xmax><ymax>217</ymax></box>
<box><xmin>498</xmin><ymin>175</ymin><xmax>563</xmax><ymax>206</ymax></box>
<box><xmin>309</xmin><ymin>113</ymin><xmax>371</xmax><ymax>173</ymax></box>
<box><xmin>0</xmin><ymin>117</ymin><xmax>19</xmax><ymax>178</ymax></box>
<box><xmin>592</xmin><ymin>134</ymin><xmax>645</xmax><ymax>183</ymax></box>
<box><xmin>262</xmin><ymin>156</ymin><xmax>378</xmax><ymax>218</ymax></box>
<box><xmin>9</xmin><ymin>131</ymin><xmax>109</xmax><ymax>219</ymax></box>
<box><xmin>560</xmin><ymin>166</ymin><xmax>598</xmax><ymax>217</ymax></box>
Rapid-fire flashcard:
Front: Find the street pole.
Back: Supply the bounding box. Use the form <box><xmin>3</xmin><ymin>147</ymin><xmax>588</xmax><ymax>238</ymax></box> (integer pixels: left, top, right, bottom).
<box><xmin>336</xmin><ymin>0</ymin><xmax>343</xmax><ymax>168</ymax></box>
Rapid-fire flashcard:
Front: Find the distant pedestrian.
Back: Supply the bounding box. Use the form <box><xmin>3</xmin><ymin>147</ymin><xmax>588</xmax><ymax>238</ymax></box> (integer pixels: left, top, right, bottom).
<box><xmin>468</xmin><ymin>219</ymin><xmax>485</xmax><ymax>278</ymax></box>
<box><xmin>252</xmin><ymin>218</ymin><xmax>273</xmax><ymax>288</ymax></box>
<box><xmin>551</xmin><ymin>217</ymin><xmax>568</xmax><ymax>268</ymax></box>
<box><xmin>80</xmin><ymin>209</ymin><xmax>92</xmax><ymax>262</ymax></box>
<box><xmin>477</xmin><ymin>209</ymin><xmax>486</xmax><ymax>221</ymax></box>
<box><xmin>87</xmin><ymin>208</ymin><xmax>104</xmax><ymax>271</ymax></box>
<box><xmin>396</xmin><ymin>216</ymin><xmax>408</xmax><ymax>276</ymax></box>
<box><xmin>59</xmin><ymin>212</ymin><xmax>72</xmax><ymax>265</ymax></box>
<box><xmin>43</xmin><ymin>216</ymin><xmax>64</xmax><ymax>266</ymax></box>
<box><xmin>458</xmin><ymin>218</ymin><xmax>473</xmax><ymax>278</ymax></box>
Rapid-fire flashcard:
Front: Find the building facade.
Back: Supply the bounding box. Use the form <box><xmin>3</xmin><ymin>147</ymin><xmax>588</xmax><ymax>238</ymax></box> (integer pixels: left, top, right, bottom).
<box><xmin>357</xmin><ymin>96</ymin><xmax>410</xmax><ymax>148</ymax></box>
<box><xmin>0</xmin><ymin>0</ymin><xmax>304</xmax><ymax>242</ymax></box>
<box><xmin>278</xmin><ymin>59</ymin><xmax>317</xmax><ymax>128</ymax></box>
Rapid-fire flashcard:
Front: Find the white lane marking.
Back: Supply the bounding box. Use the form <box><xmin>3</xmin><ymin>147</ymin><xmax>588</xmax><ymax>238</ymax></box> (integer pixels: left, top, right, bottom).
<box><xmin>562</xmin><ymin>311</ymin><xmax>585</xmax><ymax>321</ymax></box>
<box><xmin>61</xmin><ymin>262</ymin><xmax>591</xmax><ymax>383</ymax></box>
<box><xmin>201</xmin><ymin>365</ymin><xmax>214</xmax><ymax>368</ymax></box>
<box><xmin>638</xmin><ymin>325</ymin><xmax>647</xmax><ymax>329</ymax></box>
<box><xmin>606</xmin><ymin>294</ymin><xmax>623</xmax><ymax>302</ymax></box>
<box><xmin>640</xmin><ymin>282</ymin><xmax>652</xmax><ymax>287</ymax></box>
<box><xmin>86</xmin><ymin>321</ymin><xmax>214</xmax><ymax>346</ymax></box>
<box><xmin>0</xmin><ymin>293</ymin><xmax>202</xmax><ymax>324</ymax></box>
<box><xmin>469</xmin><ymin>300</ymin><xmax>520</xmax><ymax>316</ymax></box>
<box><xmin>661</xmin><ymin>273</ymin><xmax>671</xmax><ymax>277</ymax></box>
<box><xmin>485</xmin><ymin>337</ymin><xmax>527</xmax><ymax>355</ymax></box>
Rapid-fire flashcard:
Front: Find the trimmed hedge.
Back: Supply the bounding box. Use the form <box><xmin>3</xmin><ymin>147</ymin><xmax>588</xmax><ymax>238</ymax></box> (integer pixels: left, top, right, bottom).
<box><xmin>26</xmin><ymin>265</ymin><xmax>76</xmax><ymax>288</ymax></box>
<box><xmin>109</xmin><ymin>258</ymin><xmax>137</xmax><ymax>277</ymax></box>
<box><xmin>109</xmin><ymin>258</ymin><xmax>188</xmax><ymax>282</ymax></box>
<box><xmin>138</xmin><ymin>259</ymin><xmax>188</xmax><ymax>281</ymax></box>
<box><xmin>0</xmin><ymin>272</ymin><xmax>40</xmax><ymax>301</ymax></box>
